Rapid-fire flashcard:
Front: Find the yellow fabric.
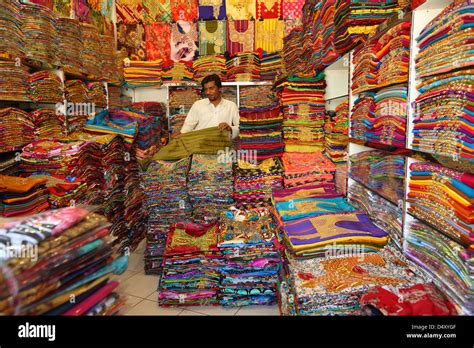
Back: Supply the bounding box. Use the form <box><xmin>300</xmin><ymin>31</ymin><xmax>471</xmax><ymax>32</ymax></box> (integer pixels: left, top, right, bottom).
<box><xmin>226</xmin><ymin>0</ymin><xmax>256</xmax><ymax>19</ymax></box>
<box><xmin>255</xmin><ymin>19</ymin><xmax>284</xmax><ymax>52</ymax></box>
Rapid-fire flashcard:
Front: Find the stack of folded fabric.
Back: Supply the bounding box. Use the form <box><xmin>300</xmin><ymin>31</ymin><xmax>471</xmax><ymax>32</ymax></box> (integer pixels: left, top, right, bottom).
<box><xmin>226</xmin><ymin>52</ymin><xmax>261</xmax><ymax>81</ymax></box>
<box><xmin>188</xmin><ymin>154</ymin><xmax>234</xmax><ymax>223</ymax></box>
<box><xmin>0</xmin><ymin>61</ymin><xmax>30</xmax><ymax>101</ymax></box>
<box><xmin>351</xmin><ymin>42</ymin><xmax>378</xmax><ymax>93</ymax></box>
<box><xmin>349</xmin><ymin>150</ymin><xmax>405</xmax><ymax>205</ymax></box>
<box><xmin>99</xmin><ymin>35</ymin><xmax>116</xmax><ymax>82</ymax></box>
<box><xmin>0</xmin><ymin>108</ymin><xmax>35</xmax><ymax>152</ymax></box>
<box><xmin>132</xmin><ymin>102</ymin><xmax>167</xmax><ymax>146</ymax></box>
<box><xmin>84</xmin><ymin>109</ymin><xmax>138</xmax><ymax>146</ymax></box>
<box><xmin>168</xmin><ymin>87</ymin><xmax>201</xmax><ymax>138</ymax></box>
<box><xmin>0</xmin><ymin>0</ymin><xmax>24</xmax><ymax>60</ymax></box>
<box><xmin>284</xmin><ymin>246</ymin><xmax>427</xmax><ymax>315</ymax></box>
<box><xmin>30</xmin><ymin>174</ymin><xmax>88</xmax><ymax>208</ymax></box>
<box><xmin>277</xmin><ymin>74</ymin><xmax>327</xmax><ymax>152</ymax></box>
<box><xmin>80</xmin><ymin>23</ymin><xmax>101</xmax><ymax>78</ymax></box>
<box><xmin>218</xmin><ymin>209</ymin><xmax>282</xmax><ymax>306</ymax></box>
<box><xmin>407</xmin><ymin>161</ymin><xmax>473</xmax><ymax>247</ymax></box>
<box><xmin>28</xmin><ymin>71</ymin><xmax>64</xmax><ymax>103</ymax></box>
<box><xmin>0</xmin><ymin>207</ymin><xmax>128</xmax><ymax>315</ymax></box>
<box><xmin>348</xmin><ymin>180</ymin><xmax>403</xmax><ymax>250</ymax></box>
<box><xmin>234</xmin><ymin>157</ymin><xmax>284</xmax><ymax>209</ymax></box>
<box><xmin>333</xmin><ymin>0</ymin><xmax>403</xmax><ymax>55</ymax></box>
<box><xmin>31</xmin><ymin>109</ymin><xmax>66</xmax><ymax>139</ymax></box>
<box><xmin>124</xmin><ymin>59</ymin><xmax>163</xmax><ymax>88</ymax></box>
<box><xmin>113</xmin><ymin>50</ymin><xmax>127</xmax><ymax>85</ymax></box>
<box><xmin>0</xmin><ymin>174</ymin><xmax>50</xmax><ymax>217</ymax></box>
<box><xmin>313</xmin><ymin>0</ymin><xmax>340</xmax><ymax>71</ymax></box>
<box><xmin>162</xmin><ymin>62</ymin><xmax>195</xmax><ymax>83</ymax></box>
<box><xmin>260</xmin><ymin>52</ymin><xmax>284</xmax><ymax>81</ymax></box>
<box><xmin>282</xmin><ymin>152</ymin><xmax>336</xmax><ymax>187</ymax></box>
<box><xmin>372</xmin><ymin>85</ymin><xmax>408</xmax><ymax>147</ymax></box>
<box><xmin>87</xmin><ymin>82</ymin><xmax>107</xmax><ymax>108</ymax></box>
<box><xmin>20</xmin><ymin>140</ymin><xmax>105</xmax><ymax>204</ymax></box>
<box><xmin>405</xmin><ymin>219</ymin><xmax>472</xmax><ymax>315</ymax></box>
<box><xmin>282</xmin><ymin>27</ymin><xmax>304</xmax><ymax>75</ymax></box>
<box><xmin>0</xmin><ymin>155</ymin><xmax>19</xmax><ymax>176</ymax></box>
<box><xmin>412</xmin><ymin>1</ymin><xmax>474</xmax><ymax>161</ymax></box>
<box><xmin>142</xmin><ymin>157</ymin><xmax>192</xmax><ymax>274</ymax></box>
<box><xmin>350</xmin><ymin>93</ymin><xmax>375</xmax><ymax>142</ymax></box>
<box><xmin>159</xmin><ymin>221</ymin><xmax>222</xmax><ymax>306</ymax></box>
<box><xmin>221</xmin><ymin>86</ymin><xmax>238</xmax><ymax>105</ymax></box>
<box><xmin>193</xmin><ymin>55</ymin><xmax>227</xmax><ymax>81</ymax></box>
<box><xmin>21</xmin><ymin>1</ymin><xmax>58</xmax><ymax>65</ymax></box>
<box><xmin>55</xmin><ymin>17</ymin><xmax>84</xmax><ymax>74</ymax></box>
<box><xmin>65</xmin><ymin>80</ymin><xmax>89</xmax><ymax>103</ymax></box>
<box><xmin>324</xmin><ymin>100</ymin><xmax>349</xmax><ymax>163</ymax></box>
<box><xmin>109</xmin><ymin>86</ymin><xmax>133</xmax><ymax>109</ymax></box>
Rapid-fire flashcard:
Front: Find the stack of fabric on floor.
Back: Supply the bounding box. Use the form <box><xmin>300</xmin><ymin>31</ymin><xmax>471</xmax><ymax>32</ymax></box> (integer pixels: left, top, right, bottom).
<box><xmin>324</xmin><ymin>100</ymin><xmax>349</xmax><ymax>163</ymax></box>
<box><xmin>226</xmin><ymin>52</ymin><xmax>261</xmax><ymax>81</ymax></box>
<box><xmin>162</xmin><ymin>62</ymin><xmax>195</xmax><ymax>83</ymax></box>
<box><xmin>31</xmin><ymin>174</ymin><xmax>88</xmax><ymax>209</ymax></box>
<box><xmin>277</xmin><ymin>74</ymin><xmax>327</xmax><ymax>152</ymax></box>
<box><xmin>407</xmin><ymin>161</ymin><xmax>473</xmax><ymax>248</ymax></box>
<box><xmin>349</xmin><ymin>150</ymin><xmax>405</xmax><ymax>205</ymax></box>
<box><xmin>124</xmin><ymin>59</ymin><xmax>163</xmax><ymax>88</ymax></box>
<box><xmin>333</xmin><ymin>0</ymin><xmax>404</xmax><ymax>54</ymax></box>
<box><xmin>55</xmin><ymin>17</ymin><xmax>84</xmax><ymax>74</ymax></box>
<box><xmin>0</xmin><ymin>207</ymin><xmax>128</xmax><ymax>315</ymax></box>
<box><xmin>260</xmin><ymin>52</ymin><xmax>284</xmax><ymax>81</ymax></box>
<box><xmin>188</xmin><ymin>154</ymin><xmax>233</xmax><ymax>223</ymax></box>
<box><xmin>159</xmin><ymin>221</ymin><xmax>222</xmax><ymax>306</ymax></box>
<box><xmin>405</xmin><ymin>219</ymin><xmax>472</xmax><ymax>315</ymax></box>
<box><xmin>412</xmin><ymin>1</ymin><xmax>474</xmax><ymax>161</ymax></box>
<box><xmin>239</xmin><ymin>85</ymin><xmax>284</xmax><ymax>160</ymax></box>
<box><xmin>193</xmin><ymin>55</ymin><xmax>227</xmax><ymax>81</ymax></box>
<box><xmin>218</xmin><ymin>209</ymin><xmax>282</xmax><ymax>306</ymax></box>
<box><xmin>28</xmin><ymin>71</ymin><xmax>63</xmax><ymax>103</ymax></box>
<box><xmin>21</xmin><ymin>1</ymin><xmax>57</xmax><ymax>65</ymax></box>
<box><xmin>84</xmin><ymin>109</ymin><xmax>137</xmax><ymax>146</ymax></box>
<box><xmin>31</xmin><ymin>109</ymin><xmax>66</xmax><ymax>139</ymax></box>
<box><xmin>0</xmin><ymin>175</ymin><xmax>50</xmax><ymax>217</ymax></box>
<box><xmin>282</xmin><ymin>246</ymin><xmax>427</xmax><ymax>315</ymax></box>
<box><xmin>87</xmin><ymin>82</ymin><xmax>107</xmax><ymax>108</ymax></box>
<box><xmin>0</xmin><ymin>0</ymin><xmax>24</xmax><ymax>60</ymax></box>
<box><xmin>168</xmin><ymin>87</ymin><xmax>201</xmax><ymax>138</ymax></box>
<box><xmin>142</xmin><ymin>157</ymin><xmax>192</xmax><ymax>274</ymax></box>
<box><xmin>348</xmin><ymin>180</ymin><xmax>403</xmax><ymax>250</ymax></box>
<box><xmin>282</xmin><ymin>152</ymin><xmax>336</xmax><ymax>187</ymax></box>
<box><xmin>132</xmin><ymin>102</ymin><xmax>167</xmax><ymax>145</ymax></box>
<box><xmin>0</xmin><ymin>61</ymin><xmax>30</xmax><ymax>101</ymax></box>
<box><xmin>234</xmin><ymin>157</ymin><xmax>284</xmax><ymax>209</ymax></box>
<box><xmin>0</xmin><ymin>108</ymin><xmax>35</xmax><ymax>152</ymax></box>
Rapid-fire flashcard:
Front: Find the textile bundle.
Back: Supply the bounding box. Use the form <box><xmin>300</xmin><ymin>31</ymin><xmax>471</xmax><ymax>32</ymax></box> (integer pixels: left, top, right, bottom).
<box><xmin>188</xmin><ymin>154</ymin><xmax>233</xmax><ymax>223</ymax></box>
<box><xmin>0</xmin><ymin>207</ymin><xmax>128</xmax><ymax>315</ymax></box>
<box><xmin>168</xmin><ymin>87</ymin><xmax>201</xmax><ymax>138</ymax></box>
<box><xmin>261</xmin><ymin>52</ymin><xmax>285</xmax><ymax>81</ymax></box>
<box><xmin>226</xmin><ymin>52</ymin><xmax>261</xmax><ymax>81</ymax></box>
<box><xmin>349</xmin><ymin>150</ymin><xmax>405</xmax><ymax>205</ymax></box>
<box><xmin>324</xmin><ymin>100</ymin><xmax>349</xmax><ymax>163</ymax></box>
<box><xmin>28</xmin><ymin>71</ymin><xmax>63</xmax><ymax>103</ymax></box>
<box><xmin>193</xmin><ymin>55</ymin><xmax>227</xmax><ymax>81</ymax></box>
<box><xmin>56</xmin><ymin>17</ymin><xmax>84</xmax><ymax>74</ymax></box>
<box><xmin>87</xmin><ymin>82</ymin><xmax>107</xmax><ymax>108</ymax></box>
<box><xmin>412</xmin><ymin>1</ymin><xmax>474</xmax><ymax>161</ymax></box>
<box><xmin>80</xmin><ymin>23</ymin><xmax>102</xmax><ymax>78</ymax></box>
<box><xmin>142</xmin><ymin>157</ymin><xmax>192</xmax><ymax>274</ymax></box>
<box><xmin>0</xmin><ymin>0</ymin><xmax>24</xmax><ymax>60</ymax></box>
<box><xmin>277</xmin><ymin>74</ymin><xmax>327</xmax><ymax>152</ymax></box>
<box><xmin>281</xmin><ymin>152</ymin><xmax>336</xmax><ymax>187</ymax></box>
<box><xmin>131</xmin><ymin>102</ymin><xmax>168</xmax><ymax>146</ymax></box>
<box><xmin>0</xmin><ymin>108</ymin><xmax>35</xmax><ymax>153</ymax></box>
<box><xmin>31</xmin><ymin>109</ymin><xmax>67</xmax><ymax>139</ymax></box>
<box><xmin>162</xmin><ymin>62</ymin><xmax>195</xmax><ymax>83</ymax></box>
<box><xmin>218</xmin><ymin>209</ymin><xmax>282</xmax><ymax>306</ymax></box>
<box><xmin>0</xmin><ymin>61</ymin><xmax>31</xmax><ymax>102</ymax></box>
<box><xmin>109</xmin><ymin>86</ymin><xmax>133</xmax><ymax>109</ymax></box>
<box><xmin>233</xmin><ymin>157</ymin><xmax>284</xmax><ymax>209</ymax></box>
<box><xmin>123</xmin><ymin>60</ymin><xmax>163</xmax><ymax>88</ymax></box>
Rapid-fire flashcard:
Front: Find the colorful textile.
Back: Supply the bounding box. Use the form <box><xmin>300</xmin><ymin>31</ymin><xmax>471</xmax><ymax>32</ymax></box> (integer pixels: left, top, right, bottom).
<box><xmin>227</xmin><ymin>20</ymin><xmax>255</xmax><ymax>55</ymax></box>
<box><xmin>145</xmin><ymin>22</ymin><xmax>172</xmax><ymax>67</ymax></box>
<box><xmin>256</xmin><ymin>0</ymin><xmax>282</xmax><ymax>19</ymax></box>
<box><xmin>198</xmin><ymin>20</ymin><xmax>227</xmax><ymax>56</ymax></box>
<box><xmin>170</xmin><ymin>0</ymin><xmax>198</xmax><ymax>21</ymax></box>
<box><xmin>0</xmin><ymin>108</ymin><xmax>35</xmax><ymax>153</ymax></box>
<box><xmin>324</xmin><ymin>100</ymin><xmax>349</xmax><ymax>163</ymax></box>
<box><xmin>281</xmin><ymin>151</ymin><xmax>336</xmax><ymax>187</ymax></box>
<box><xmin>123</xmin><ymin>60</ymin><xmax>163</xmax><ymax>88</ymax></box>
<box><xmin>199</xmin><ymin>0</ymin><xmax>226</xmax><ymax>19</ymax></box>
<box><xmin>226</xmin><ymin>52</ymin><xmax>261</xmax><ymax>81</ymax></box>
<box><xmin>282</xmin><ymin>0</ymin><xmax>303</xmax><ymax>19</ymax></box>
<box><xmin>56</xmin><ymin>18</ymin><xmax>84</xmax><ymax>74</ymax></box>
<box><xmin>0</xmin><ymin>175</ymin><xmax>49</xmax><ymax>217</ymax></box>
<box><xmin>255</xmin><ymin>19</ymin><xmax>284</xmax><ymax>53</ymax></box>
<box><xmin>171</xmin><ymin>21</ymin><xmax>199</xmax><ymax>62</ymax></box>
<box><xmin>117</xmin><ymin>23</ymin><xmax>147</xmax><ymax>61</ymax></box>
<box><xmin>193</xmin><ymin>55</ymin><xmax>227</xmax><ymax>81</ymax></box>
<box><xmin>226</xmin><ymin>0</ymin><xmax>256</xmax><ymax>20</ymax></box>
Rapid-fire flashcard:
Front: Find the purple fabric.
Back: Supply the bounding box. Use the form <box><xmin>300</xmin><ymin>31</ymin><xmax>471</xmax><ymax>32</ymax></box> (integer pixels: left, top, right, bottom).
<box><xmin>198</xmin><ymin>1</ymin><xmax>226</xmax><ymax>20</ymax></box>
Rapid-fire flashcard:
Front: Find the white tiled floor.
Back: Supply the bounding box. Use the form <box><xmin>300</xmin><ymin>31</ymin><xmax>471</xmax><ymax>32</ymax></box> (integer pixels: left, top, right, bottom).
<box><xmin>117</xmin><ymin>240</ymin><xmax>280</xmax><ymax>316</ymax></box>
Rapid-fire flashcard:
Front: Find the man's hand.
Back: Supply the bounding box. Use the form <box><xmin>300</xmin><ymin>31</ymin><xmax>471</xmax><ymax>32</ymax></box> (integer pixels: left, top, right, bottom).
<box><xmin>218</xmin><ymin>122</ymin><xmax>232</xmax><ymax>131</ymax></box>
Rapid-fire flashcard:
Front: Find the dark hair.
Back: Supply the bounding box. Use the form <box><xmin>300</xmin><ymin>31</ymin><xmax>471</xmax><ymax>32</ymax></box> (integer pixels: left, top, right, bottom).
<box><xmin>201</xmin><ymin>74</ymin><xmax>222</xmax><ymax>88</ymax></box>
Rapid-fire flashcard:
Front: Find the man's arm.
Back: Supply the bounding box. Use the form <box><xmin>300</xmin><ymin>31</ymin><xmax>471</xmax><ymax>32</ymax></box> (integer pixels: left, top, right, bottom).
<box><xmin>180</xmin><ymin>102</ymin><xmax>199</xmax><ymax>134</ymax></box>
<box><xmin>230</xmin><ymin>103</ymin><xmax>239</xmax><ymax>139</ymax></box>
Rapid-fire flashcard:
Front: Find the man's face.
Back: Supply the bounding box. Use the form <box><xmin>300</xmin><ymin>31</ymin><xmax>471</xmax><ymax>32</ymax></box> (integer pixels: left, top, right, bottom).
<box><xmin>203</xmin><ymin>81</ymin><xmax>221</xmax><ymax>101</ymax></box>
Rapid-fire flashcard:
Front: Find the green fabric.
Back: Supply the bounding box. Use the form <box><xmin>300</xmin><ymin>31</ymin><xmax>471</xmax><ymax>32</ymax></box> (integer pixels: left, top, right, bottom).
<box><xmin>150</xmin><ymin>127</ymin><xmax>231</xmax><ymax>161</ymax></box>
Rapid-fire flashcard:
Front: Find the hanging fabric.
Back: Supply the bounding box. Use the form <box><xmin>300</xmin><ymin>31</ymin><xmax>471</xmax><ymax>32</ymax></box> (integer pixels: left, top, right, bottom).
<box><xmin>256</xmin><ymin>0</ymin><xmax>282</xmax><ymax>19</ymax></box>
<box><xmin>226</xmin><ymin>0</ymin><xmax>256</xmax><ymax>20</ymax></box>
<box><xmin>282</xmin><ymin>0</ymin><xmax>303</xmax><ymax>19</ymax></box>
<box><xmin>198</xmin><ymin>0</ymin><xmax>226</xmax><ymax>20</ymax></box>
<box><xmin>142</xmin><ymin>0</ymin><xmax>172</xmax><ymax>23</ymax></box>
<box><xmin>198</xmin><ymin>20</ymin><xmax>226</xmax><ymax>56</ymax></box>
<box><xmin>115</xmin><ymin>0</ymin><xmax>144</xmax><ymax>24</ymax></box>
<box><xmin>170</xmin><ymin>0</ymin><xmax>198</xmax><ymax>22</ymax></box>
<box><xmin>145</xmin><ymin>22</ymin><xmax>172</xmax><ymax>67</ymax></box>
<box><xmin>170</xmin><ymin>21</ymin><xmax>199</xmax><ymax>62</ymax></box>
<box><xmin>284</xmin><ymin>18</ymin><xmax>302</xmax><ymax>36</ymax></box>
<box><xmin>227</xmin><ymin>20</ymin><xmax>254</xmax><ymax>55</ymax></box>
<box><xmin>53</xmin><ymin>0</ymin><xmax>72</xmax><ymax>17</ymax></box>
<box><xmin>117</xmin><ymin>23</ymin><xmax>147</xmax><ymax>61</ymax></box>
<box><xmin>255</xmin><ymin>19</ymin><xmax>284</xmax><ymax>53</ymax></box>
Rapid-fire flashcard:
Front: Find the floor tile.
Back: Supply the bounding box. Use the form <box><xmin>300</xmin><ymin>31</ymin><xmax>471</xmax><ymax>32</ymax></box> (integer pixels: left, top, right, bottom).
<box><xmin>146</xmin><ymin>290</ymin><xmax>159</xmax><ymax>302</ymax></box>
<box><xmin>125</xmin><ymin>300</ymin><xmax>183</xmax><ymax>316</ymax></box>
<box><xmin>119</xmin><ymin>295</ymin><xmax>143</xmax><ymax>315</ymax></box>
<box><xmin>110</xmin><ymin>269</ymin><xmax>138</xmax><ymax>283</ymax></box>
<box><xmin>235</xmin><ymin>305</ymin><xmax>280</xmax><ymax>316</ymax></box>
<box><xmin>180</xmin><ymin>305</ymin><xmax>240</xmax><ymax>316</ymax></box>
<box><xmin>179</xmin><ymin>309</ymin><xmax>206</xmax><ymax>316</ymax></box>
<box><xmin>127</xmin><ymin>252</ymin><xmax>145</xmax><ymax>272</ymax></box>
<box><xmin>134</xmin><ymin>239</ymin><xmax>147</xmax><ymax>253</ymax></box>
<box><xmin>118</xmin><ymin>273</ymin><xmax>159</xmax><ymax>299</ymax></box>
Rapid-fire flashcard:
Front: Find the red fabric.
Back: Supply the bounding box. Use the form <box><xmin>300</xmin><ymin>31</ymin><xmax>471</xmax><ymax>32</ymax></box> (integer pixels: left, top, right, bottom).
<box><xmin>256</xmin><ymin>0</ymin><xmax>282</xmax><ymax>19</ymax></box>
<box><xmin>360</xmin><ymin>284</ymin><xmax>458</xmax><ymax>316</ymax></box>
<box><xmin>145</xmin><ymin>22</ymin><xmax>172</xmax><ymax>67</ymax></box>
<box><xmin>170</xmin><ymin>0</ymin><xmax>198</xmax><ymax>21</ymax></box>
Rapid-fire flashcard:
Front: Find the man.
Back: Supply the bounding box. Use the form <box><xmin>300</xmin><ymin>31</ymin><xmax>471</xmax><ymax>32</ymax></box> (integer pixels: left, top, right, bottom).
<box><xmin>180</xmin><ymin>74</ymin><xmax>239</xmax><ymax>139</ymax></box>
